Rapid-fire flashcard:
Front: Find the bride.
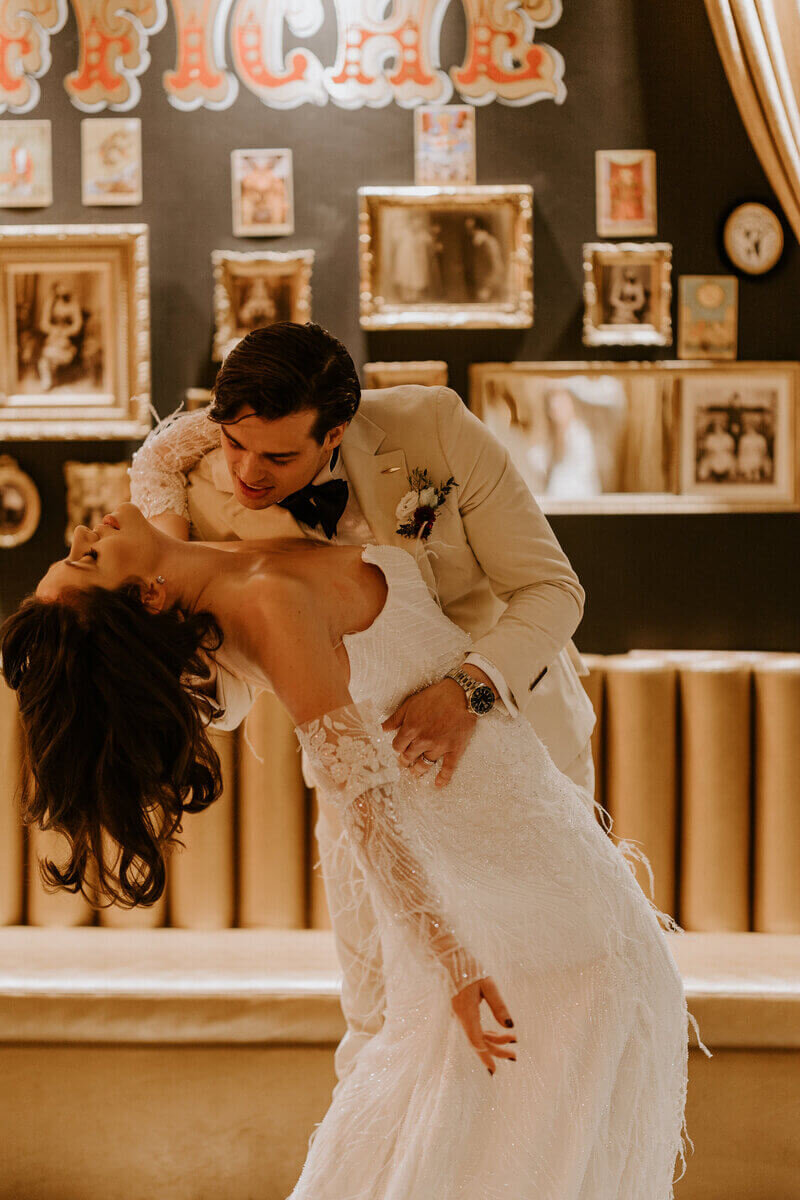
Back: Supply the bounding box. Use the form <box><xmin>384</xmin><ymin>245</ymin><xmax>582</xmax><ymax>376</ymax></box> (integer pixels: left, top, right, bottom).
<box><xmin>0</xmin><ymin>502</ymin><xmax>709</xmax><ymax>1199</ymax></box>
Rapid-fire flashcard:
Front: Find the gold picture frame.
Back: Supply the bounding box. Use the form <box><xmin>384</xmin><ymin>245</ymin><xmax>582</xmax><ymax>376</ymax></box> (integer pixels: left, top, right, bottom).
<box><xmin>63</xmin><ymin>460</ymin><xmax>131</xmax><ymax>544</ymax></box>
<box><xmin>582</xmin><ymin>242</ymin><xmax>672</xmax><ymax>347</ymax></box>
<box><xmin>0</xmin><ymin>224</ymin><xmax>151</xmax><ymax>440</ymax></box>
<box><xmin>0</xmin><ymin>454</ymin><xmax>41</xmax><ymax>547</ymax></box>
<box><xmin>469</xmin><ymin>360</ymin><xmax>799</xmax><ymax>514</ymax></box>
<box><xmin>358</xmin><ymin>185</ymin><xmax>533</xmax><ymax>330</ymax></box>
<box><xmin>212</xmin><ymin>248</ymin><xmax>314</xmax><ymax>360</ymax></box>
<box><xmin>362</xmin><ymin>360</ymin><xmax>449</xmax><ymax>389</ymax></box>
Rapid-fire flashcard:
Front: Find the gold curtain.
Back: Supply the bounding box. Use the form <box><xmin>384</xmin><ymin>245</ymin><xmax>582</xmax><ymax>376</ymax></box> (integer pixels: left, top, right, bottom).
<box><xmin>705</xmin><ymin>0</ymin><xmax>800</xmax><ymax>242</ymax></box>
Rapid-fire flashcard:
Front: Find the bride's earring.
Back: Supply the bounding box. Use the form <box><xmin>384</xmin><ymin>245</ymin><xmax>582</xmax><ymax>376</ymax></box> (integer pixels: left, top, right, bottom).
<box><xmin>156</xmin><ymin>575</ymin><xmax>165</xmax><ymax>584</ymax></box>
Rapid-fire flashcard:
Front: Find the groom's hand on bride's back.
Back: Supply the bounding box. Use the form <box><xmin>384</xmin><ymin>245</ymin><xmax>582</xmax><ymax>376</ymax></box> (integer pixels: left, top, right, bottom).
<box><xmin>381</xmin><ymin>672</ymin><xmax>494</xmax><ymax>787</ymax></box>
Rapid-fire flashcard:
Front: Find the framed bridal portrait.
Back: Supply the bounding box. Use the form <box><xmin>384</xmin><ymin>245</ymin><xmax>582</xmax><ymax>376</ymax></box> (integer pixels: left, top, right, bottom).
<box><xmin>583</xmin><ymin>243</ymin><xmax>672</xmax><ymax>347</ymax></box>
<box><xmin>0</xmin><ymin>224</ymin><xmax>151</xmax><ymax>440</ymax></box>
<box><xmin>358</xmin><ymin>186</ymin><xmax>533</xmax><ymax>330</ymax></box>
<box><xmin>212</xmin><ymin>248</ymin><xmax>314</xmax><ymax>360</ymax></box>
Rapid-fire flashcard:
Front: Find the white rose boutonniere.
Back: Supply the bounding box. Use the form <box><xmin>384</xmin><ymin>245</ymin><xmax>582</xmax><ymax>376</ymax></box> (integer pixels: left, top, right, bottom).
<box><xmin>395</xmin><ymin>467</ymin><xmax>457</xmax><ymax>542</ymax></box>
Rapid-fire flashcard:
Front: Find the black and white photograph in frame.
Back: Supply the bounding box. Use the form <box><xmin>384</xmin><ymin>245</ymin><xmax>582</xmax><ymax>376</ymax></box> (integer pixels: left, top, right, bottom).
<box><xmin>679</xmin><ymin>373</ymin><xmax>795</xmax><ymax>503</ymax></box>
<box><xmin>0</xmin><ymin>454</ymin><xmax>41</xmax><ymax>547</ymax></box>
<box><xmin>583</xmin><ymin>243</ymin><xmax>672</xmax><ymax>347</ymax></box>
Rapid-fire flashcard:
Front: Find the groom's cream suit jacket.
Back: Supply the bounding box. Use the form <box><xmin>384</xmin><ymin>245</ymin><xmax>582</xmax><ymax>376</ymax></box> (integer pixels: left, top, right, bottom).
<box><xmin>171</xmin><ymin>383</ymin><xmax>595</xmax><ymax>772</ymax></box>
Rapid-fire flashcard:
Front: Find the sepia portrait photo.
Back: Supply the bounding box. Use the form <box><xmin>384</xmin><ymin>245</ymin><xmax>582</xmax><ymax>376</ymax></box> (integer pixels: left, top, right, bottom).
<box><xmin>595</xmin><ymin>150</ymin><xmax>657</xmax><ymax>237</ymax></box>
<box><xmin>63</xmin><ymin>460</ymin><xmax>130</xmax><ymax>544</ymax></box>
<box><xmin>10</xmin><ymin>266</ymin><xmax>113</xmax><ymax>398</ymax></box>
<box><xmin>231</xmin><ymin>148</ymin><xmax>294</xmax><ymax>237</ymax></box>
<box><xmin>678</xmin><ymin>275</ymin><xmax>737</xmax><ymax>360</ymax></box>
<box><xmin>680</xmin><ymin>372</ymin><xmax>795</xmax><ymax>503</ymax></box>
<box><xmin>0</xmin><ymin>120</ymin><xmax>52</xmax><ymax>208</ymax></box>
<box><xmin>414</xmin><ymin>106</ymin><xmax>476</xmax><ymax>185</ymax></box>
<box><xmin>81</xmin><ymin>119</ymin><xmax>142</xmax><ymax>206</ymax></box>
<box><xmin>359</xmin><ymin>186</ymin><xmax>532</xmax><ymax>329</ymax></box>
<box><xmin>212</xmin><ymin>248</ymin><xmax>314</xmax><ymax>359</ymax></box>
<box><xmin>470</xmin><ymin>363</ymin><xmax>670</xmax><ymax>506</ymax></box>
<box><xmin>583</xmin><ymin>243</ymin><xmax>672</xmax><ymax>346</ymax></box>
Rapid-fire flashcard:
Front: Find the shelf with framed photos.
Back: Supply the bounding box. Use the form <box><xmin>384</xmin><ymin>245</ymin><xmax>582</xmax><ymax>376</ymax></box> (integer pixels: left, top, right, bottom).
<box><xmin>468</xmin><ymin>360</ymin><xmax>800</xmax><ymax>515</ymax></box>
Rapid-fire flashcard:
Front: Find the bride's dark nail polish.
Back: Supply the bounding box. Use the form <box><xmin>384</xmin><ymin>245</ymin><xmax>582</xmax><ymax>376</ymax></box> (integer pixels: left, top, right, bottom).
<box><xmin>505</xmin><ymin>1018</ymin><xmax>514</xmax><ymax>1028</ymax></box>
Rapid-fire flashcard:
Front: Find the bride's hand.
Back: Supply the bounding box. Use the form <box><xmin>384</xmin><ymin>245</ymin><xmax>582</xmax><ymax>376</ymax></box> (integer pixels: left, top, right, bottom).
<box><xmin>451</xmin><ymin>976</ymin><xmax>517</xmax><ymax>1075</ymax></box>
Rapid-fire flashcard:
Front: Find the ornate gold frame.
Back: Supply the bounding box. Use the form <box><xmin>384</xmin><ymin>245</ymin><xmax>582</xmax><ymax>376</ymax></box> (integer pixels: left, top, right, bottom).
<box><xmin>362</xmin><ymin>361</ymin><xmax>449</xmax><ymax>389</ymax></box>
<box><xmin>0</xmin><ymin>455</ymin><xmax>41</xmax><ymax>547</ymax></box>
<box><xmin>358</xmin><ymin>185</ymin><xmax>533</xmax><ymax>330</ymax></box>
<box><xmin>469</xmin><ymin>360</ymin><xmax>800</xmax><ymax>514</ymax></box>
<box><xmin>63</xmin><ymin>460</ymin><xmax>131</xmax><ymax>544</ymax></box>
<box><xmin>582</xmin><ymin>242</ymin><xmax>672</xmax><ymax>347</ymax></box>
<box><xmin>212</xmin><ymin>248</ymin><xmax>314</xmax><ymax>360</ymax></box>
<box><xmin>0</xmin><ymin>224</ymin><xmax>151</xmax><ymax>440</ymax></box>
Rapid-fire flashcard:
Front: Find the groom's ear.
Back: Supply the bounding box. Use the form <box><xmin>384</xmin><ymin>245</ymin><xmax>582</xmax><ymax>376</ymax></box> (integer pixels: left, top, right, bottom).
<box><xmin>324</xmin><ymin>420</ymin><xmax>349</xmax><ymax>451</ymax></box>
<box><xmin>139</xmin><ymin>577</ymin><xmax>167</xmax><ymax>615</ymax></box>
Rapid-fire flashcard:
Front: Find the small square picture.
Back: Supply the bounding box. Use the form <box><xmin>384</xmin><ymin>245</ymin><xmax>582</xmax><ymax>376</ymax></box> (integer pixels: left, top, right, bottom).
<box><xmin>0</xmin><ymin>120</ymin><xmax>52</xmax><ymax>208</ymax></box>
<box><xmin>678</xmin><ymin>275</ymin><xmax>738</xmax><ymax>360</ymax></box>
<box><xmin>81</xmin><ymin>119</ymin><xmax>142</xmax><ymax>206</ymax></box>
<box><xmin>680</xmin><ymin>374</ymin><xmax>794</xmax><ymax>502</ymax></box>
<box><xmin>583</xmin><ymin>243</ymin><xmax>672</xmax><ymax>346</ymax></box>
<box><xmin>595</xmin><ymin>150</ymin><xmax>657</xmax><ymax>237</ymax></box>
<box><xmin>414</xmin><ymin>106</ymin><xmax>476</xmax><ymax>185</ymax></box>
<box><xmin>231</xmin><ymin>149</ymin><xmax>294</xmax><ymax>237</ymax></box>
<box><xmin>211</xmin><ymin>249</ymin><xmax>313</xmax><ymax>359</ymax></box>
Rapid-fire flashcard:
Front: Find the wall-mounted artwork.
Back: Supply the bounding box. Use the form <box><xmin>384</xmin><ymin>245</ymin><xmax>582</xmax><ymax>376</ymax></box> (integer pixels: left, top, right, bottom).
<box><xmin>414</xmin><ymin>106</ymin><xmax>476</xmax><ymax>185</ymax></box>
<box><xmin>359</xmin><ymin>185</ymin><xmax>533</xmax><ymax>330</ymax></box>
<box><xmin>1</xmin><ymin>0</ymin><xmax>566</xmax><ymax>113</ymax></box>
<box><xmin>63</xmin><ymin>460</ymin><xmax>131</xmax><ymax>544</ymax></box>
<box><xmin>679</xmin><ymin>370</ymin><xmax>795</xmax><ymax>503</ymax></box>
<box><xmin>81</xmin><ymin>118</ymin><xmax>142</xmax><ymax>205</ymax></box>
<box><xmin>595</xmin><ymin>149</ymin><xmax>657</xmax><ymax>237</ymax></box>
<box><xmin>0</xmin><ymin>224</ymin><xmax>151</xmax><ymax>440</ymax></box>
<box><xmin>212</xmin><ymin>248</ymin><xmax>314</xmax><ymax>359</ymax></box>
<box><xmin>469</xmin><ymin>360</ymin><xmax>799</xmax><ymax>514</ymax></box>
<box><xmin>582</xmin><ymin>242</ymin><xmax>672</xmax><ymax>347</ymax></box>
<box><xmin>362</xmin><ymin>360</ymin><xmax>449</xmax><ymax>388</ymax></box>
<box><xmin>678</xmin><ymin>275</ymin><xmax>737</xmax><ymax>360</ymax></box>
<box><xmin>0</xmin><ymin>455</ymin><xmax>41</xmax><ymax>547</ymax></box>
<box><xmin>185</xmin><ymin>387</ymin><xmax>213</xmax><ymax>409</ymax></box>
<box><xmin>231</xmin><ymin>148</ymin><xmax>293</xmax><ymax>236</ymax></box>
<box><xmin>0</xmin><ymin>120</ymin><xmax>52</xmax><ymax>207</ymax></box>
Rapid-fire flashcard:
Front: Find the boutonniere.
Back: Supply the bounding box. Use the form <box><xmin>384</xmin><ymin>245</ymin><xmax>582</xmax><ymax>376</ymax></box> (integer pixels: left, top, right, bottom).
<box><xmin>395</xmin><ymin>467</ymin><xmax>457</xmax><ymax>541</ymax></box>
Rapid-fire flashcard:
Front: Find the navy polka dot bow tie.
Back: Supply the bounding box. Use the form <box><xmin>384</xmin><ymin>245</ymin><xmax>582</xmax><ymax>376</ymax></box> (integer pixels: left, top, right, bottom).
<box><xmin>277</xmin><ymin>469</ymin><xmax>349</xmax><ymax>539</ymax></box>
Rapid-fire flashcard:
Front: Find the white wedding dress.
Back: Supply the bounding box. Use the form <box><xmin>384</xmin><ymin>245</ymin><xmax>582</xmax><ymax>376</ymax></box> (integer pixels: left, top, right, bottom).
<box><xmin>291</xmin><ymin>542</ymin><xmax>710</xmax><ymax>1200</ymax></box>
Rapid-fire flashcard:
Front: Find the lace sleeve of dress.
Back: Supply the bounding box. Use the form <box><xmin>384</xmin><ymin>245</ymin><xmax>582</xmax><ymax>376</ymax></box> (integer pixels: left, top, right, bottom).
<box><xmin>294</xmin><ymin>698</ymin><xmax>487</xmax><ymax>999</ymax></box>
<box><xmin>128</xmin><ymin>405</ymin><xmax>221</xmax><ymax>521</ymax></box>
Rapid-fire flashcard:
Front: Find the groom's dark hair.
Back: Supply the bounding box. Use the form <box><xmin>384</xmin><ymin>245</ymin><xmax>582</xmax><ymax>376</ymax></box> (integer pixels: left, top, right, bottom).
<box><xmin>209</xmin><ymin>321</ymin><xmax>361</xmax><ymax>442</ymax></box>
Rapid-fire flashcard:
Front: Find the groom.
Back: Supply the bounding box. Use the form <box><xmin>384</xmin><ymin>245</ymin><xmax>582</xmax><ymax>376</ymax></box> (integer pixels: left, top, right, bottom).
<box><xmin>129</xmin><ymin>321</ymin><xmax>596</xmax><ymax>1076</ymax></box>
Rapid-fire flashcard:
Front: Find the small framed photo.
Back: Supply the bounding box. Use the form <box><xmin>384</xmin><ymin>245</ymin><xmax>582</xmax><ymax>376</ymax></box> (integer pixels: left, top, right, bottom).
<box><xmin>359</xmin><ymin>185</ymin><xmax>533</xmax><ymax>330</ymax></box>
<box><xmin>0</xmin><ymin>454</ymin><xmax>41</xmax><ymax>547</ymax></box>
<box><xmin>362</xmin><ymin>361</ymin><xmax>448</xmax><ymax>389</ymax></box>
<box><xmin>63</xmin><ymin>460</ymin><xmax>130</xmax><ymax>544</ymax></box>
<box><xmin>81</xmin><ymin>119</ymin><xmax>142</xmax><ymax>206</ymax></box>
<box><xmin>678</xmin><ymin>275</ymin><xmax>737</xmax><ymax>360</ymax></box>
<box><xmin>212</xmin><ymin>248</ymin><xmax>314</xmax><ymax>360</ymax></box>
<box><xmin>0</xmin><ymin>120</ymin><xmax>52</xmax><ymax>208</ymax></box>
<box><xmin>583</xmin><ymin>242</ymin><xmax>672</xmax><ymax>347</ymax></box>
<box><xmin>414</xmin><ymin>106</ymin><xmax>476</xmax><ymax>185</ymax></box>
<box><xmin>0</xmin><ymin>223</ymin><xmax>151</xmax><ymax>440</ymax></box>
<box><xmin>231</xmin><ymin>148</ymin><xmax>294</xmax><ymax>237</ymax></box>
<box><xmin>595</xmin><ymin>150</ymin><xmax>657</xmax><ymax>237</ymax></box>
<box><xmin>679</xmin><ymin>371</ymin><xmax>796</xmax><ymax>502</ymax></box>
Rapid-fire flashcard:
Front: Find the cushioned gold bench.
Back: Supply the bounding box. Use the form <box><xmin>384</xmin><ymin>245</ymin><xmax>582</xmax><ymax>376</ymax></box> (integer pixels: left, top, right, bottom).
<box><xmin>1</xmin><ymin>927</ymin><xmax>798</xmax><ymax>1199</ymax></box>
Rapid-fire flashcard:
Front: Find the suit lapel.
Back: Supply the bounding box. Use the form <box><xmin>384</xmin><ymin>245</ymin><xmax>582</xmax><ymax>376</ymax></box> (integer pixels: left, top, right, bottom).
<box><xmin>342</xmin><ymin>412</ymin><xmax>438</xmax><ymax>596</ymax></box>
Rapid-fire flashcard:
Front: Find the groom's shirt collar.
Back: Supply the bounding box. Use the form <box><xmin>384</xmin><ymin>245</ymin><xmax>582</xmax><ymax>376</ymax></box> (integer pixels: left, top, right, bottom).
<box><xmin>310</xmin><ymin>444</ymin><xmax>344</xmax><ymax>486</ymax></box>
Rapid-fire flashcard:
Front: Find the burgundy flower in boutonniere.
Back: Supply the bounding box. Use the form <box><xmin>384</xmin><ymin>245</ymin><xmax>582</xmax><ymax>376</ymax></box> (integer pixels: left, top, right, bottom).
<box><xmin>395</xmin><ymin>468</ymin><xmax>457</xmax><ymax>542</ymax></box>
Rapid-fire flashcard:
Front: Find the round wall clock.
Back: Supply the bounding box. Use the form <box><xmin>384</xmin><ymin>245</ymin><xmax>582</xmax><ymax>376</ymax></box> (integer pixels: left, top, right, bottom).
<box><xmin>722</xmin><ymin>202</ymin><xmax>784</xmax><ymax>275</ymax></box>
<box><xmin>0</xmin><ymin>455</ymin><xmax>41</xmax><ymax>548</ymax></box>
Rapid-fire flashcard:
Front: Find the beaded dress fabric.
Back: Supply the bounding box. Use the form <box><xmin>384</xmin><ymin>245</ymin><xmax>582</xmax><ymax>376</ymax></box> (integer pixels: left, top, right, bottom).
<box><xmin>292</xmin><ymin>542</ymin><xmax>709</xmax><ymax>1200</ymax></box>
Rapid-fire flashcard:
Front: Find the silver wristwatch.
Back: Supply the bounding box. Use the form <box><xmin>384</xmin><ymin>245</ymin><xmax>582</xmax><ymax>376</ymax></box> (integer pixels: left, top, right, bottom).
<box><xmin>444</xmin><ymin>667</ymin><xmax>496</xmax><ymax>716</ymax></box>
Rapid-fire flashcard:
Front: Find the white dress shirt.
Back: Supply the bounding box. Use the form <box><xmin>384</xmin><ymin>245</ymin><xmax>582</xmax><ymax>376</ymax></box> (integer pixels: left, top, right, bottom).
<box><xmin>297</xmin><ymin>447</ymin><xmax>519</xmax><ymax>717</ymax></box>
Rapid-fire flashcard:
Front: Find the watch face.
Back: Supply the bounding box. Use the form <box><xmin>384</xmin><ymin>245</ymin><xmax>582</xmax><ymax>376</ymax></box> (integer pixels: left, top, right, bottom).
<box><xmin>723</xmin><ymin>203</ymin><xmax>783</xmax><ymax>275</ymax></box>
<box><xmin>469</xmin><ymin>685</ymin><xmax>495</xmax><ymax>714</ymax></box>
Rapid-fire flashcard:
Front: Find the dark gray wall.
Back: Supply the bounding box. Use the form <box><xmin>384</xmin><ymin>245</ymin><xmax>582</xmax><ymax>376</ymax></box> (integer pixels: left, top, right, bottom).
<box><xmin>1</xmin><ymin>1</ymin><xmax>798</xmax><ymax>651</ymax></box>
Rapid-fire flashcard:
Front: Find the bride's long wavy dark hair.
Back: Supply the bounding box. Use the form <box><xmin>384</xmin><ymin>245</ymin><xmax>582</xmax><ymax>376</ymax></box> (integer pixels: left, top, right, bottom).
<box><xmin>0</xmin><ymin>583</ymin><xmax>225</xmax><ymax>909</ymax></box>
